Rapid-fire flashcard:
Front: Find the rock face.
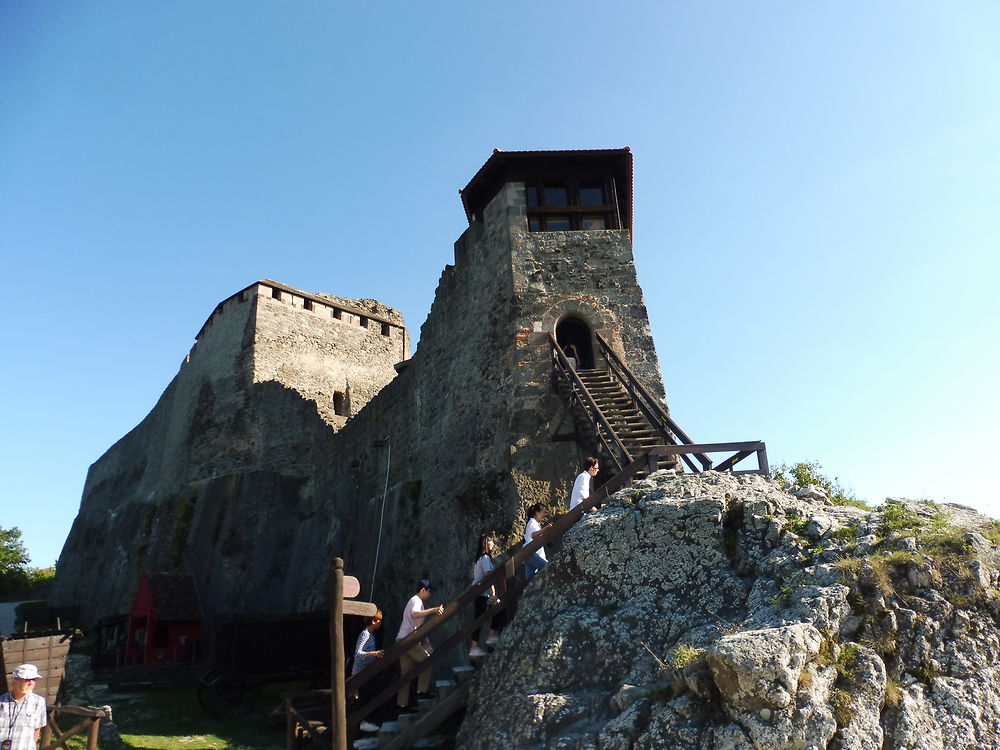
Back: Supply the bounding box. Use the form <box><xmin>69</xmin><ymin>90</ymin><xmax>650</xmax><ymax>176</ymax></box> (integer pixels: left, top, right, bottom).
<box><xmin>459</xmin><ymin>472</ymin><xmax>1000</xmax><ymax>750</ymax></box>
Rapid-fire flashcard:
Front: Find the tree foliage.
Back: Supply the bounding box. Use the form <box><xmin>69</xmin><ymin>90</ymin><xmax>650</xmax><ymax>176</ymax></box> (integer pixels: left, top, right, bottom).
<box><xmin>0</xmin><ymin>526</ymin><xmax>34</xmax><ymax>594</ymax></box>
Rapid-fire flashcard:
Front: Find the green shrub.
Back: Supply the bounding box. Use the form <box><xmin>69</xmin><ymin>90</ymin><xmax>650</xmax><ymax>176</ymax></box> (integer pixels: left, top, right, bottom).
<box><xmin>668</xmin><ymin>643</ymin><xmax>704</xmax><ymax>669</ymax></box>
<box><xmin>771</xmin><ymin>461</ymin><xmax>870</xmax><ymax>508</ymax></box>
<box><xmin>880</xmin><ymin>504</ymin><xmax>924</xmax><ymax>535</ymax></box>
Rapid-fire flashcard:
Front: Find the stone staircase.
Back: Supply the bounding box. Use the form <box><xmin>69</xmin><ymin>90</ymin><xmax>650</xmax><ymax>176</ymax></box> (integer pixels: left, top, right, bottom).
<box><xmin>352</xmin><ymin>664</ymin><xmax>477</xmax><ymax>750</ymax></box>
<box><xmin>570</xmin><ymin>369</ymin><xmax>678</xmax><ymax>477</ymax></box>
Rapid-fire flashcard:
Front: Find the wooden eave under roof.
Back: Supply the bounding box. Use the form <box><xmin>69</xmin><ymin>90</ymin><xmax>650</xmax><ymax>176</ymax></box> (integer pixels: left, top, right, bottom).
<box><xmin>459</xmin><ymin>148</ymin><xmax>634</xmax><ymax>236</ymax></box>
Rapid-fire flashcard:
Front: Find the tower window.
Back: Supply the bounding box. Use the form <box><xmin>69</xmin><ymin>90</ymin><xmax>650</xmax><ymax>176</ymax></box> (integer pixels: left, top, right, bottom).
<box><xmin>381</xmin><ymin>322</ymin><xmax>390</xmax><ymax>337</ymax></box>
<box><xmin>543</xmin><ymin>182</ymin><xmax>568</xmax><ymax>206</ymax></box>
<box><xmin>525</xmin><ymin>176</ymin><xmax>616</xmax><ymax>233</ymax></box>
<box><xmin>578</xmin><ymin>180</ymin><xmax>605</xmax><ymax>206</ymax></box>
<box><xmin>271</xmin><ymin>288</ymin><xmax>282</xmax><ymax>300</ymax></box>
<box><xmin>303</xmin><ymin>299</ymin><xmax>314</xmax><ymax>311</ymax></box>
<box><xmin>333</xmin><ymin>392</ymin><xmax>347</xmax><ymax>416</ymax></box>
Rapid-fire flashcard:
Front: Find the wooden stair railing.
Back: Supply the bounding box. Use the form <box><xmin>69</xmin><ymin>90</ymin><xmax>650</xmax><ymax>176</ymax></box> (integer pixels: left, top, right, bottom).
<box><xmin>594</xmin><ymin>331</ymin><xmax>713</xmax><ymax>473</ymax></box>
<box><xmin>549</xmin><ymin>334</ymin><xmax>633</xmax><ymax>472</ymax></box>
<box><xmin>341</xmin><ymin>487</ymin><xmax>609</xmax><ymax>734</ymax></box>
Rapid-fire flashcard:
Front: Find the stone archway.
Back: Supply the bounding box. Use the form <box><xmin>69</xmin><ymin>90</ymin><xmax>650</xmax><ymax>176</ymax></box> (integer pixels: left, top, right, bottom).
<box><xmin>555</xmin><ymin>316</ymin><xmax>595</xmax><ymax>369</ymax></box>
<box><xmin>541</xmin><ymin>298</ymin><xmax>619</xmax><ymax>371</ymax></box>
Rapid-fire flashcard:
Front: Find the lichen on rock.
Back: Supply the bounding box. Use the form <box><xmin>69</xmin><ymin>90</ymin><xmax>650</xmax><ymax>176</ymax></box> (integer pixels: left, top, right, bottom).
<box><xmin>458</xmin><ymin>472</ymin><xmax>1000</xmax><ymax>750</ymax></box>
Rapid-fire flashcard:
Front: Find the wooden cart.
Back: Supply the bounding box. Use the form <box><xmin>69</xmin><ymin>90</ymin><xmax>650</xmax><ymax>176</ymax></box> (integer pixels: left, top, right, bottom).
<box><xmin>197</xmin><ymin>610</ymin><xmax>331</xmax><ymax>718</ymax></box>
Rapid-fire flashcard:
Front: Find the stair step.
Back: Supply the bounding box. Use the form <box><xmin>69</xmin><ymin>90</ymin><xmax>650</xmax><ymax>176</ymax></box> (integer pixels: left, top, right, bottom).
<box><xmin>435</xmin><ymin>680</ymin><xmax>458</xmax><ymax>699</ymax></box>
<box><xmin>417</xmin><ymin>698</ymin><xmax>435</xmax><ymax>713</ymax></box>
<box><xmin>413</xmin><ymin>736</ymin><xmax>452</xmax><ymax>748</ymax></box>
<box><xmin>378</xmin><ymin>721</ymin><xmax>401</xmax><ymax>738</ymax></box>
<box><xmin>353</xmin><ymin>739</ymin><xmax>380</xmax><ymax>750</ymax></box>
<box><xmin>396</xmin><ymin>713</ymin><xmax>418</xmax><ymax>731</ymax></box>
<box><xmin>452</xmin><ymin>665</ymin><xmax>476</xmax><ymax>684</ymax></box>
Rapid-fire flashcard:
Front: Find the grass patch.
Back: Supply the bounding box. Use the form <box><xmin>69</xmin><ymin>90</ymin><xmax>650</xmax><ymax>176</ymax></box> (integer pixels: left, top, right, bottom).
<box><xmin>880</xmin><ymin>504</ymin><xmax>923</xmax><ymax>536</ymax></box>
<box><xmin>816</xmin><ymin>633</ymin><xmax>837</xmax><ymax>667</ymax></box>
<box><xmin>833</xmin><ymin>557</ymin><xmax>863</xmax><ymax>580</ymax></box>
<box><xmin>829</xmin><ymin>522</ymin><xmax>859</xmax><ymax>541</ymax></box>
<box><xmin>861</xmin><ymin>631</ymin><xmax>898</xmax><ymax>657</ymax></box>
<box><xmin>830</xmin><ymin>688</ymin><xmax>854</xmax><ymax>726</ymax></box>
<box><xmin>781</xmin><ymin>512</ymin><xmax>808</xmax><ymax>537</ymax></box>
<box><xmin>983</xmin><ymin>521</ymin><xmax>1000</xmax><ymax>547</ymax></box>
<box><xmin>114</xmin><ymin>683</ymin><xmax>297</xmax><ymax>750</ymax></box>
<box><xmin>884</xmin><ymin>677</ymin><xmax>902</xmax><ymax>707</ymax></box>
<box><xmin>668</xmin><ymin>643</ymin><xmax>704</xmax><ymax>669</ymax></box>
<box><xmin>771</xmin><ymin>461</ymin><xmax>870</xmax><ymax>509</ymax></box>
<box><xmin>771</xmin><ymin>584</ymin><xmax>796</xmax><ymax>608</ymax></box>
<box><xmin>834</xmin><ymin>643</ymin><xmax>860</xmax><ymax>682</ymax></box>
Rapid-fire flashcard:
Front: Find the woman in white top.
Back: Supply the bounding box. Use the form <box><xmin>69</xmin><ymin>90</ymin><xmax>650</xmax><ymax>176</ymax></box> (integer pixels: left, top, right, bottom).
<box><xmin>469</xmin><ymin>533</ymin><xmax>504</xmax><ymax>658</ymax></box>
<box><xmin>523</xmin><ymin>503</ymin><xmax>549</xmax><ymax>580</ymax></box>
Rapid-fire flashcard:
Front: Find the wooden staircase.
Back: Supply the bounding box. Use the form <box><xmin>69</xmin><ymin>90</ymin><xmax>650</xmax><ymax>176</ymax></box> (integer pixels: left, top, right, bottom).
<box><xmin>568</xmin><ymin>369</ymin><xmax>678</xmax><ymax>477</ymax></box>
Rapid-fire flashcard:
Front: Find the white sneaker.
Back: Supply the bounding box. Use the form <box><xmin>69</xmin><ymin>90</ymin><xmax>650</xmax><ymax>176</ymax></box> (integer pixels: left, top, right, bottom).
<box><xmin>359</xmin><ymin>721</ymin><xmax>380</xmax><ymax>733</ymax></box>
<box><xmin>469</xmin><ymin>646</ymin><xmax>489</xmax><ymax>658</ymax></box>
<box><xmin>485</xmin><ymin>634</ymin><xmax>499</xmax><ymax>647</ymax></box>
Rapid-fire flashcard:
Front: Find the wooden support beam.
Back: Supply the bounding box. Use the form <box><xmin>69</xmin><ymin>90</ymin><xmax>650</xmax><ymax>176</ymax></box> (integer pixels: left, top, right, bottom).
<box><xmin>341</xmin><ymin>600</ymin><xmax>378</xmax><ymax>618</ymax></box>
<box><xmin>330</xmin><ymin>559</ymin><xmax>347</xmax><ymax>750</ymax></box>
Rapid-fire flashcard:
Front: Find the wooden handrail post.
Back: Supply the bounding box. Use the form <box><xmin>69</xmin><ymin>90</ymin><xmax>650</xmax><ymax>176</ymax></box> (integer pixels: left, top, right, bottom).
<box><xmin>757</xmin><ymin>445</ymin><xmax>769</xmax><ymax>475</ymax></box>
<box><xmin>330</xmin><ymin>558</ymin><xmax>347</xmax><ymax>750</ymax></box>
<box><xmin>86</xmin><ymin>716</ymin><xmax>100</xmax><ymax>750</ymax></box>
<box><xmin>286</xmin><ymin>697</ymin><xmax>296</xmax><ymax>750</ymax></box>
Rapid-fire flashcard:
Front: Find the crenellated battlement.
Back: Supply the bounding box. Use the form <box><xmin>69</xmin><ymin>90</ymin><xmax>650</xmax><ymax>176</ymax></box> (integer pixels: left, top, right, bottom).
<box><xmin>184</xmin><ymin>280</ymin><xmax>408</xmax><ymax>368</ymax></box>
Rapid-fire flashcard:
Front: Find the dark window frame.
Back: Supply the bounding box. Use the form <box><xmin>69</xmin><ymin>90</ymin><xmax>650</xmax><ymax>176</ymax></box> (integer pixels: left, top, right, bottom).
<box><xmin>524</xmin><ymin>175</ymin><xmax>618</xmax><ymax>232</ymax></box>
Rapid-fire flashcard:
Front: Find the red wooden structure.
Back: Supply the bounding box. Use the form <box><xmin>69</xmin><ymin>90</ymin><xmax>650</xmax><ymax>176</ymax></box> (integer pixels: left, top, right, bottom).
<box><xmin>125</xmin><ymin>572</ymin><xmax>202</xmax><ymax>665</ymax></box>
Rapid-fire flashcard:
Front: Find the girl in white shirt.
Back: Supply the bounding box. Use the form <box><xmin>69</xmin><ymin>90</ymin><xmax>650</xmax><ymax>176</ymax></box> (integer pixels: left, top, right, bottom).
<box><xmin>469</xmin><ymin>534</ymin><xmax>503</xmax><ymax>657</ymax></box>
<box><xmin>523</xmin><ymin>503</ymin><xmax>549</xmax><ymax>580</ymax></box>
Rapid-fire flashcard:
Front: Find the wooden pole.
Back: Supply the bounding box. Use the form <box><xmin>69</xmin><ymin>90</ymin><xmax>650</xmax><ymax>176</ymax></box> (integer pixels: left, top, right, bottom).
<box><xmin>330</xmin><ymin>558</ymin><xmax>347</xmax><ymax>750</ymax></box>
<box><xmin>285</xmin><ymin>697</ymin><xmax>296</xmax><ymax>750</ymax></box>
<box><xmin>86</xmin><ymin>716</ymin><xmax>101</xmax><ymax>750</ymax></box>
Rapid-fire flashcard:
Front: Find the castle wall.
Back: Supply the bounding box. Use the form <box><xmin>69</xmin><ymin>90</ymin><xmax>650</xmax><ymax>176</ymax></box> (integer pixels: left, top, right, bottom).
<box><xmin>250</xmin><ymin>282</ymin><xmax>410</xmax><ymax>427</ymax></box>
<box><xmin>49</xmin><ymin>285</ymin><xmax>406</xmax><ymax>625</ymax></box>
<box><xmin>50</xmin><ymin>294</ymin><xmax>262</xmax><ymax>619</ymax></box>
<box><xmin>51</xmin><ymin>171</ymin><xmax>670</xmax><ymax>642</ymax></box>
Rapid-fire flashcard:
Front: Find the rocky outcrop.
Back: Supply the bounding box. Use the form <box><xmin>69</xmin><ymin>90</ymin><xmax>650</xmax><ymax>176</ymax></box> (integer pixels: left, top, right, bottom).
<box><xmin>459</xmin><ymin>472</ymin><xmax>1000</xmax><ymax>750</ymax></box>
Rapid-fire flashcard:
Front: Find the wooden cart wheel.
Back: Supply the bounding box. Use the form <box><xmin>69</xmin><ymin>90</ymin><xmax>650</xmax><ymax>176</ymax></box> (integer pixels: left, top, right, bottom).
<box><xmin>197</xmin><ymin>671</ymin><xmax>249</xmax><ymax>719</ymax></box>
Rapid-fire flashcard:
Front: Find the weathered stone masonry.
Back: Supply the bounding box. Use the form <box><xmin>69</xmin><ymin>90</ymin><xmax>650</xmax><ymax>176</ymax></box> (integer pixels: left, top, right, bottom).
<box><xmin>51</xmin><ymin>149</ymin><xmax>669</xmax><ymax>645</ymax></box>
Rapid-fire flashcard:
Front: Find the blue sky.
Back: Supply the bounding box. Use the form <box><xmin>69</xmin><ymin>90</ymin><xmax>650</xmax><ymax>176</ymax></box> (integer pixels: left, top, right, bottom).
<box><xmin>2</xmin><ymin>2</ymin><xmax>998</xmax><ymax>567</ymax></box>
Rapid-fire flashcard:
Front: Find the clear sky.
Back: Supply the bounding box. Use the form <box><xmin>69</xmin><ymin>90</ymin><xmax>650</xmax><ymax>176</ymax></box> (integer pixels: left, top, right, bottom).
<box><xmin>2</xmin><ymin>2</ymin><xmax>998</xmax><ymax>568</ymax></box>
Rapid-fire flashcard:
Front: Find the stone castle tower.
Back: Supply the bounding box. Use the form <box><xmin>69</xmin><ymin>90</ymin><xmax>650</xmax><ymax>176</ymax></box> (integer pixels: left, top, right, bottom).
<box><xmin>50</xmin><ymin>148</ymin><xmax>667</xmax><ymax>634</ymax></box>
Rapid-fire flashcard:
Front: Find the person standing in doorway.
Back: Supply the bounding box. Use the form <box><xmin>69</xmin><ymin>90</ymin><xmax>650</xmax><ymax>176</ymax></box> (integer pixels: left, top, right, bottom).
<box><xmin>1</xmin><ymin>664</ymin><xmax>46</xmax><ymax>750</ymax></box>
<box><xmin>395</xmin><ymin>580</ymin><xmax>444</xmax><ymax>712</ymax></box>
<box><xmin>569</xmin><ymin>457</ymin><xmax>600</xmax><ymax>512</ymax></box>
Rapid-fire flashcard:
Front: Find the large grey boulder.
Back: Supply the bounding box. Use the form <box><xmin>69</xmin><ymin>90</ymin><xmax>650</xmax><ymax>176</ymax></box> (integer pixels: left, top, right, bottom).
<box><xmin>457</xmin><ymin>472</ymin><xmax>1000</xmax><ymax>750</ymax></box>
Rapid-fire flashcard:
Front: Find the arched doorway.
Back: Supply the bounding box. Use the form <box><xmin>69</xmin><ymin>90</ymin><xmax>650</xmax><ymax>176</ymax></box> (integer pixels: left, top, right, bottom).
<box><xmin>555</xmin><ymin>317</ymin><xmax>595</xmax><ymax>369</ymax></box>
